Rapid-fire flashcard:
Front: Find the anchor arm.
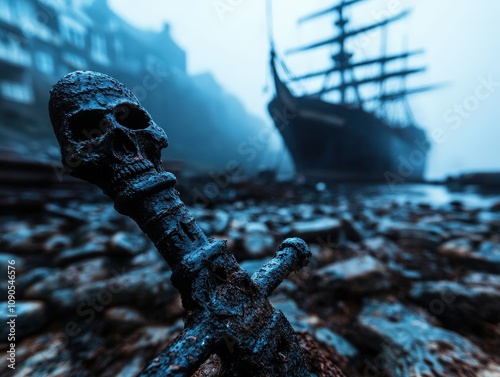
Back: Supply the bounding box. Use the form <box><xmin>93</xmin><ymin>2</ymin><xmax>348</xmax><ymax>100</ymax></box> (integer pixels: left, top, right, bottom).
<box><xmin>252</xmin><ymin>238</ymin><xmax>311</xmax><ymax>297</ymax></box>
<box><xmin>139</xmin><ymin>323</ymin><xmax>216</xmax><ymax>377</ymax></box>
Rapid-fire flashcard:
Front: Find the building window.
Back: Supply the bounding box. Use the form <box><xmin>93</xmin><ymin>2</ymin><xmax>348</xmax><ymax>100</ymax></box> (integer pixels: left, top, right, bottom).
<box><xmin>60</xmin><ymin>15</ymin><xmax>86</xmax><ymax>49</ymax></box>
<box><xmin>62</xmin><ymin>27</ymin><xmax>85</xmax><ymax>48</ymax></box>
<box><xmin>35</xmin><ymin>51</ymin><xmax>54</xmax><ymax>75</ymax></box>
<box><xmin>91</xmin><ymin>33</ymin><xmax>109</xmax><ymax>65</ymax></box>
<box><xmin>0</xmin><ymin>1</ymin><xmax>15</xmax><ymax>24</ymax></box>
<box><xmin>1</xmin><ymin>81</ymin><xmax>34</xmax><ymax>104</ymax></box>
<box><xmin>114</xmin><ymin>39</ymin><xmax>124</xmax><ymax>61</ymax></box>
<box><xmin>62</xmin><ymin>52</ymin><xmax>86</xmax><ymax>69</ymax></box>
<box><xmin>0</xmin><ymin>34</ymin><xmax>31</xmax><ymax>67</ymax></box>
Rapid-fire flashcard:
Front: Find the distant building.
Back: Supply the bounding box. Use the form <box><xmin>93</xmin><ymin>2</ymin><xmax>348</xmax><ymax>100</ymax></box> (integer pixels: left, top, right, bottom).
<box><xmin>0</xmin><ymin>0</ymin><xmax>186</xmax><ymax>126</ymax></box>
<box><xmin>0</xmin><ymin>0</ymin><xmax>278</xmax><ymax>177</ymax></box>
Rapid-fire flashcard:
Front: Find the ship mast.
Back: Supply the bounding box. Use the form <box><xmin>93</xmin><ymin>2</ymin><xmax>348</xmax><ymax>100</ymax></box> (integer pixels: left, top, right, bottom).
<box><xmin>288</xmin><ymin>1</ymin><xmax>420</xmax><ymax>108</ymax></box>
<box><xmin>332</xmin><ymin>0</ymin><xmax>350</xmax><ymax>104</ymax></box>
<box><xmin>274</xmin><ymin>0</ymin><xmax>443</xmax><ymax>125</ymax></box>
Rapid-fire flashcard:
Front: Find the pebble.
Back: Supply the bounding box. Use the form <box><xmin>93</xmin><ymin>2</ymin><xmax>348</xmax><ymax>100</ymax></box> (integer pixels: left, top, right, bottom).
<box><xmin>478</xmin><ymin>211</ymin><xmax>500</xmax><ymax>230</ymax></box>
<box><xmin>439</xmin><ymin>238</ymin><xmax>474</xmax><ymax>256</ymax></box>
<box><xmin>314</xmin><ymin>255</ymin><xmax>392</xmax><ymax>295</ymax></box>
<box><xmin>270</xmin><ymin>295</ymin><xmax>357</xmax><ymax>359</ymax></box>
<box><xmin>0</xmin><ymin>252</ymin><xmax>25</xmax><ymax>272</ymax></box>
<box><xmin>109</xmin><ymin>231</ymin><xmax>147</xmax><ymax>256</ymax></box>
<box><xmin>358</xmin><ymin>300</ymin><xmax>494</xmax><ymax>376</ymax></box>
<box><xmin>379</xmin><ymin>220</ymin><xmax>447</xmax><ymax>249</ymax></box>
<box><xmin>439</xmin><ymin>240</ymin><xmax>500</xmax><ymax>273</ymax></box>
<box><xmin>0</xmin><ymin>301</ymin><xmax>47</xmax><ymax>341</ymax></box>
<box><xmin>240</xmin><ymin>257</ymin><xmax>273</xmax><ymax>276</ymax></box>
<box><xmin>16</xmin><ymin>267</ymin><xmax>55</xmax><ymax>295</ymax></box>
<box><xmin>362</xmin><ymin>236</ymin><xmax>413</xmax><ymax>264</ymax></box>
<box><xmin>292</xmin><ymin>217</ymin><xmax>341</xmax><ymax>242</ymax></box>
<box><xmin>5</xmin><ymin>333</ymin><xmax>75</xmax><ymax>376</ymax></box>
<box><xmin>410</xmin><ymin>279</ymin><xmax>500</xmax><ymax>325</ymax></box>
<box><xmin>340</xmin><ymin>215</ymin><xmax>364</xmax><ymax>242</ymax></box>
<box><xmin>104</xmin><ymin>307</ymin><xmax>147</xmax><ymax>333</ymax></box>
<box><xmin>25</xmin><ymin>258</ymin><xmax>110</xmax><ymax>300</ymax></box>
<box><xmin>3</xmin><ymin>181</ymin><xmax>500</xmax><ymax>376</ymax></box>
<box><xmin>55</xmin><ymin>242</ymin><xmax>108</xmax><ymax>265</ymax></box>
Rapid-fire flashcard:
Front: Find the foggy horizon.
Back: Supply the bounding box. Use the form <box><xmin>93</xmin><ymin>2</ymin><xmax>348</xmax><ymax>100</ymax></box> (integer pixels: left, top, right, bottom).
<box><xmin>109</xmin><ymin>0</ymin><xmax>500</xmax><ymax>180</ymax></box>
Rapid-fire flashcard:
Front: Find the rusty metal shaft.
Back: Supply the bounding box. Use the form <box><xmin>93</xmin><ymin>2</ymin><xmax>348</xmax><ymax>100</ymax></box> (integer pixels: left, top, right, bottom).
<box><xmin>48</xmin><ymin>70</ymin><xmax>312</xmax><ymax>377</ymax></box>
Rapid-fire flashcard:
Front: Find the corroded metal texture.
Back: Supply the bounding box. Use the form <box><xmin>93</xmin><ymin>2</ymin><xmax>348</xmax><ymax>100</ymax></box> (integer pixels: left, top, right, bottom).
<box><xmin>48</xmin><ymin>71</ymin><xmax>312</xmax><ymax>376</ymax></box>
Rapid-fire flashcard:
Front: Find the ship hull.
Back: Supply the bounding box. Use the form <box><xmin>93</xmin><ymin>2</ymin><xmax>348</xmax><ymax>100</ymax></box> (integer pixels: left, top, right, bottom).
<box><xmin>268</xmin><ymin>96</ymin><xmax>429</xmax><ymax>183</ymax></box>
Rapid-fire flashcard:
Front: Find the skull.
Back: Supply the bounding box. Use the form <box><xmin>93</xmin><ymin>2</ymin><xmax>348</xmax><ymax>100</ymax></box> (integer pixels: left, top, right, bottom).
<box><xmin>49</xmin><ymin>71</ymin><xmax>168</xmax><ymax>196</ymax></box>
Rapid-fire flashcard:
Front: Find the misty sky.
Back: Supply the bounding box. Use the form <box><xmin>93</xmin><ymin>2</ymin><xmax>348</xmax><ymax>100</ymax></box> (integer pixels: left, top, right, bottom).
<box><xmin>108</xmin><ymin>0</ymin><xmax>500</xmax><ymax>180</ymax></box>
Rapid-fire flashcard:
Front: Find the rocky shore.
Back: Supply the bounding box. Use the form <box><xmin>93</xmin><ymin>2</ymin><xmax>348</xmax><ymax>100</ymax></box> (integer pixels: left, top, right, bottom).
<box><xmin>1</xmin><ymin>171</ymin><xmax>500</xmax><ymax>376</ymax></box>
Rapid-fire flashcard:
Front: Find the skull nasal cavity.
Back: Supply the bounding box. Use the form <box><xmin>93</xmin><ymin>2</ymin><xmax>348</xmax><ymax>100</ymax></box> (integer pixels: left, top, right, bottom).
<box><xmin>113</xmin><ymin>129</ymin><xmax>138</xmax><ymax>155</ymax></box>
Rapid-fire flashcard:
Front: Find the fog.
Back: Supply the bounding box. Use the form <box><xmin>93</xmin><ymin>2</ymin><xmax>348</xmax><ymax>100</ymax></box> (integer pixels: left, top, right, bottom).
<box><xmin>109</xmin><ymin>0</ymin><xmax>500</xmax><ymax>180</ymax></box>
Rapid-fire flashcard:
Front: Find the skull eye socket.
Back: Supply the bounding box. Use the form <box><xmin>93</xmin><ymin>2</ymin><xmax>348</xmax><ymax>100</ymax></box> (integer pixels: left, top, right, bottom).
<box><xmin>69</xmin><ymin>110</ymin><xmax>108</xmax><ymax>142</ymax></box>
<box><xmin>113</xmin><ymin>104</ymin><xmax>151</xmax><ymax>130</ymax></box>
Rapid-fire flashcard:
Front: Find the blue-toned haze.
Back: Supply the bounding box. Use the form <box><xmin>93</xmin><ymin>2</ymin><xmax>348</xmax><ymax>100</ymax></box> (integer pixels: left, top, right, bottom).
<box><xmin>109</xmin><ymin>0</ymin><xmax>500</xmax><ymax>180</ymax></box>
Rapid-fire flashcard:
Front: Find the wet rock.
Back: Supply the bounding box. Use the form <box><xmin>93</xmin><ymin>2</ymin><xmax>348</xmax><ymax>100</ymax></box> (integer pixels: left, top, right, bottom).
<box><xmin>410</xmin><ymin>280</ymin><xmax>500</xmax><ymax>326</ymax></box>
<box><xmin>275</xmin><ymin>207</ymin><xmax>295</xmax><ymax>223</ymax></box>
<box><xmin>25</xmin><ymin>258</ymin><xmax>110</xmax><ymax>300</ymax></box>
<box><xmin>272</xmin><ymin>279</ymin><xmax>299</xmax><ymax>296</ymax></box>
<box><xmin>476</xmin><ymin>241</ymin><xmax>500</xmax><ymax>271</ymax></box>
<box><xmin>0</xmin><ymin>252</ymin><xmax>25</xmax><ymax>272</ymax></box>
<box><xmin>491</xmin><ymin>202</ymin><xmax>500</xmax><ymax>212</ymax></box>
<box><xmin>379</xmin><ymin>220</ymin><xmax>447</xmax><ymax>249</ymax></box>
<box><xmin>212</xmin><ymin>209</ymin><xmax>230</xmax><ymax>234</ymax></box>
<box><xmin>49</xmin><ymin>268</ymin><xmax>175</xmax><ymax>313</ymax></box>
<box><xmin>478</xmin><ymin>211</ymin><xmax>500</xmax><ymax>231</ymax></box>
<box><xmin>298</xmin><ymin>332</ymin><xmax>348</xmax><ymax>377</ymax></box>
<box><xmin>104</xmin><ymin>306</ymin><xmax>147</xmax><ymax>333</ymax></box>
<box><xmin>314</xmin><ymin>327</ymin><xmax>358</xmax><ymax>359</ymax></box>
<box><xmin>120</xmin><ymin>326</ymin><xmax>176</xmax><ymax>355</ymax></box>
<box><xmin>1</xmin><ymin>221</ymin><xmax>62</xmax><ymax>253</ymax></box>
<box><xmin>109</xmin><ymin>231</ymin><xmax>147</xmax><ymax>256</ymax></box>
<box><xmin>310</xmin><ymin>241</ymin><xmax>361</xmax><ymax>268</ymax></box>
<box><xmin>9</xmin><ymin>333</ymin><xmax>80</xmax><ymax>376</ymax></box>
<box><xmin>340</xmin><ymin>215</ymin><xmax>364</xmax><ymax>242</ymax></box>
<box><xmin>441</xmin><ymin>221</ymin><xmax>489</xmax><ymax>241</ymax></box>
<box><xmin>358</xmin><ymin>300</ymin><xmax>492</xmax><ymax>377</ymax></box>
<box><xmin>55</xmin><ymin>241</ymin><xmax>108</xmax><ymax>265</ymax></box>
<box><xmin>113</xmin><ymin>356</ymin><xmax>147</xmax><ymax>377</ymax></box>
<box><xmin>0</xmin><ymin>301</ymin><xmax>47</xmax><ymax>341</ymax></box>
<box><xmin>240</xmin><ymin>257</ymin><xmax>273</xmax><ymax>276</ymax></box>
<box><xmin>131</xmin><ymin>247</ymin><xmax>166</xmax><ymax>268</ymax></box>
<box><xmin>16</xmin><ymin>267</ymin><xmax>55</xmax><ymax>295</ymax></box>
<box><xmin>0</xmin><ymin>222</ymin><xmax>32</xmax><ymax>252</ymax></box>
<box><xmin>292</xmin><ymin>203</ymin><xmax>316</xmax><ymax>220</ymax></box>
<box><xmin>362</xmin><ymin>236</ymin><xmax>414</xmax><ymax>264</ymax></box>
<box><xmin>45</xmin><ymin>203</ymin><xmax>89</xmax><ymax>224</ymax></box>
<box><xmin>242</xmin><ymin>222</ymin><xmax>274</xmax><ymax>258</ymax></box>
<box><xmin>462</xmin><ymin>271</ymin><xmax>500</xmax><ymax>288</ymax></box>
<box><xmin>271</xmin><ymin>295</ymin><xmax>317</xmax><ymax>332</ymax></box>
<box><xmin>270</xmin><ymin>295</ymin><xmax>357</xmax><ymax>359</ymax></box>
<box><xmin>43</xmin><ymin>234</ymin><xmax>72</xmax><ymax>252</ymax></box>
<box><xmin>292</xmin><ymin>217</ymin><xmax>341</xmax><ymax>242</ymax></box>
<box><xmin>450</xmin><ymin>200</ymin><xmax>464</xmax><ymax>210</ymax></box>
<box><xmin>439</xmin><ymin>238</ymin><xmax>474</xmax><ymax>256</ymax></box>
<box><xmin>261</xmin><ymin>213</ymin><xmax>293</xmax><ymax>232</ymax></box>
<box><xmin>313</xmin><ymin>255</ymin><xmax>392</xmax><ymax>295</ymax></box>
<box><xmin>191</xmin><ymin>208</ymin><xmax>230</xmax><ymax>235</ymax></box>
<box><xmin>438</xmin><ymin>240</ymin><xmax>500</xmax><ymax>273</ymax></box>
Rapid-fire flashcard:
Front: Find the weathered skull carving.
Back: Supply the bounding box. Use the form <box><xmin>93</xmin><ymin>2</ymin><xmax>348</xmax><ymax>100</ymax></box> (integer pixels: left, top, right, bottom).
<box><xmin>49</xmin><ymin>71</ymin><xmax>168</xmax><ymax>196</ymax></box>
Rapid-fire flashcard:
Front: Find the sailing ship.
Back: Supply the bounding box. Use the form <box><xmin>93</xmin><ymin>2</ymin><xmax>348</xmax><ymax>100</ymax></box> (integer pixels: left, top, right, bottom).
<box><xmin>268</xmin><ymin>0</ymin><xmax>440</xmax><ymax>182</ymax></box>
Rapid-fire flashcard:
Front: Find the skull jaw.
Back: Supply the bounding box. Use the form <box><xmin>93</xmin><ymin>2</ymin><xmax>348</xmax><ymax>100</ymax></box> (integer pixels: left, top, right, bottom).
<box><xmin>110</xmin><ymin>159</ymin><xmax>156</xmax><ymax>186</ymax></box>
<box><xmin>66</xmin><ymin>156</ymin><xmax>163</xmax><ymax>199</ymax></box>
